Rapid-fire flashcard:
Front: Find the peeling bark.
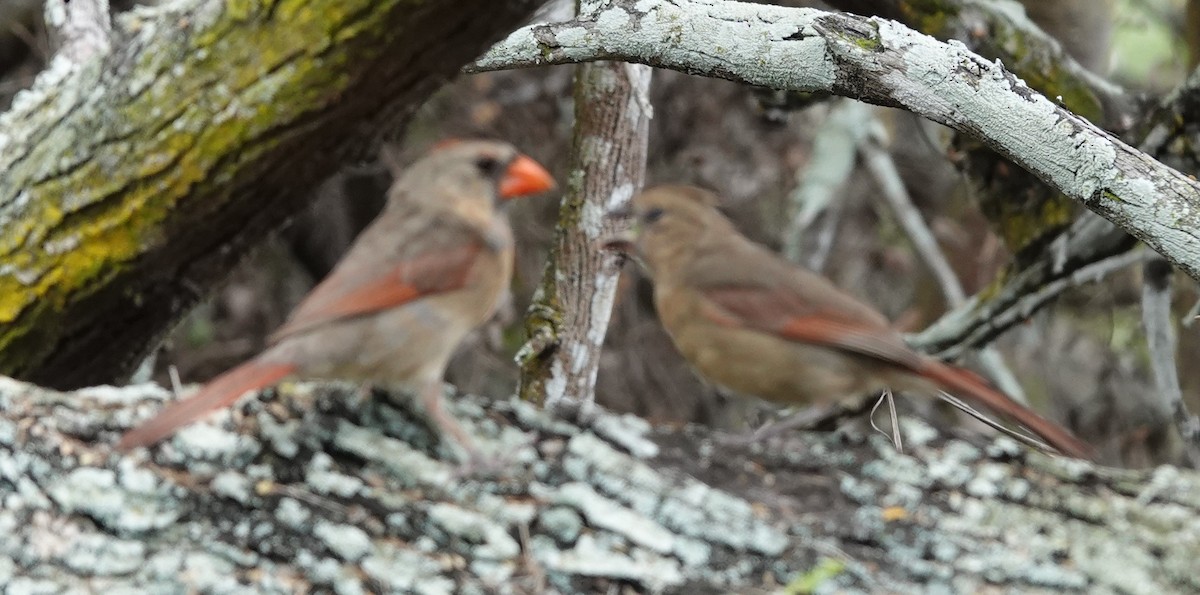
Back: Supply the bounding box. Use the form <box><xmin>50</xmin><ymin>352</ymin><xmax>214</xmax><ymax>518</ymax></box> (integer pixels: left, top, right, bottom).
<box><xmin>0</xmin><ymin>0</ymin><xmax>544</xmax><ymax>389</ymax></box>
<box><xmin>2</xmin><ymin>377</ymin><xmax>1199</xmax><ymax>592</ymax></box>
<box><xmin>516</xmin><ymin>52</ymin><xmax>651</xmax><ymax>406</ymax></box>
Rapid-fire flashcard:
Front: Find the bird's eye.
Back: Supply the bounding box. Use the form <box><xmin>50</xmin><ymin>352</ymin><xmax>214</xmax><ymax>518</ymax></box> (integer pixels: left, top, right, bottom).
<box><xmin>643</xmin><ymin>207</ymin><xmax>666</xmax><ymax>224</ymax></box>
<box><xmin>474</xmin><ymin>156</ymin><xmax>503</xmax><ymax>176</ymax></box>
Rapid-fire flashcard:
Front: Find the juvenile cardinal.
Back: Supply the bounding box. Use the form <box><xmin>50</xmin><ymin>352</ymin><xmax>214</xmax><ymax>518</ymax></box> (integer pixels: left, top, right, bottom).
<box><xmin>118</xmin><ymin>140</ymin><xmax>555</xmax><ymax>457</ymax></box>
<box><xmin>608</xmin><ymin>185</ymin><xmax>1093</xmax><ymax>459</ymax></box>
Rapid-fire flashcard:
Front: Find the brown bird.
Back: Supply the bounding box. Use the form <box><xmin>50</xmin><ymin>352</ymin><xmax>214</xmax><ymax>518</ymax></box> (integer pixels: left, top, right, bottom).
<box><xmin>118</xmin><ymin>140</ymin><xmax>555</xmax><ymax>459</ymax></box>
<box><xmin>608</xmin><ymin>185</ymin><xmax>1093</xmax><ymax>459</ymax></box>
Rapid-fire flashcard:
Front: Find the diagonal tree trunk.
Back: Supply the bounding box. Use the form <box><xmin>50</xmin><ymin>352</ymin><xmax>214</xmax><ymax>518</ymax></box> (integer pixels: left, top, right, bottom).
<box><xmin>0</xmin><ymin>0</ymin><xmax>544</xmax><ymax>389</ymax></box>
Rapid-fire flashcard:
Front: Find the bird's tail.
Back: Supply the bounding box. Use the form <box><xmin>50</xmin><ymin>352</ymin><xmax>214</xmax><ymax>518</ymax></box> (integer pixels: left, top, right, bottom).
<box><xmin>117</xmin><ymin>360</ymin><xmax>295</xmax><ymax>451</ymax></box>
<box><xmin>917</xmin><ymin>358</ymin><xmax>1095</xmax><ymax>460</ymax></box>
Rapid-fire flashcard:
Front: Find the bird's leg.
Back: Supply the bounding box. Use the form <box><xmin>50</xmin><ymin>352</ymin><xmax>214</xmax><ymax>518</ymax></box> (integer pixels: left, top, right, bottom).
<box><xmin>414</xmin><ymin>381</ymin><xmax>516</xmax><ymax>478</ymax></box>
<box><xmin>415</xmin><ymin>381</ymin><xmax>479</xmax><ymax>459</ymax></box>
<box><xmin>352</xmin><ymin>382</ymin><xmax>376</xmax><ymax>408</ymax></box>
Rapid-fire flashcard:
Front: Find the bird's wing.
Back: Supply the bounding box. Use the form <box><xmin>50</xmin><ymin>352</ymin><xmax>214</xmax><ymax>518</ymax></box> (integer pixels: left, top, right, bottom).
<box><xmin>698</xmin><ymin>283</ymin><xmax>922</xmax><ymax>369</ymax></box>
<box><xmin>687</xmin><ymin>244</ymin><xmax>1094</xmax><ymax>460</ymax></box>
<box><xmin>685</xmin><ymin>241</ymin><xmax>922</xmax><ymax>369</ymax></box>
<box><xmin>269</xmin><ymin>216</ymin><xmax>483</xmax><ymax>344</ymax></box>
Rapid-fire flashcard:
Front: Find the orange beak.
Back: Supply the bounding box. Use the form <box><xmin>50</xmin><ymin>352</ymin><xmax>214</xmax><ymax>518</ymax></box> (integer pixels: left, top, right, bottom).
<box><xmin>499</xmin><ymin>154</ymin><xmax>556</xmax><ymax>199</ymax></box>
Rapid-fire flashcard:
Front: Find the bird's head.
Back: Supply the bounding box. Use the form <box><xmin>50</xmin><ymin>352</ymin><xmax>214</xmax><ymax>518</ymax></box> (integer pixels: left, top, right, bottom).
<box><xmin>390</xmin><ymin>139</ymin><xmax>556</xmax><ymax>219</ymax></box>
<box><xmin>603</xmin><ymin>184</ymin><xmax>736</xmax><ymax>278</ymax></box>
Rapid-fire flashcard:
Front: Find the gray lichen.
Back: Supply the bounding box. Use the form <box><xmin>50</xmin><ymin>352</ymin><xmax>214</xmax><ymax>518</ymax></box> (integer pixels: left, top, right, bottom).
<box><xmin>1</xmin><ymin>376</ymin><xmax>1199</xmax><ymax>593</ymax></box>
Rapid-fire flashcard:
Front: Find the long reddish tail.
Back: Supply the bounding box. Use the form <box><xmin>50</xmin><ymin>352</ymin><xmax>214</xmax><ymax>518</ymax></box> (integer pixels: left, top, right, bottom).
<box><xmin>117</xmin><ymin>360</ymin><xmax>295</xmax><ymax>451</ymax></box>
<box><xmin>917</xmin><ymin>359</ymin><xmax>1094</xmax><ymax>460</ymax></box>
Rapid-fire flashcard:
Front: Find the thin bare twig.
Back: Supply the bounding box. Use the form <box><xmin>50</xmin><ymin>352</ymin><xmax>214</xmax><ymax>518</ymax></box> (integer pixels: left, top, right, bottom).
<box><xmin>861</xmin><ymin>132</ymin><xmax>964</xmax><ymax>306</ymax></box>
<box><xmin>1141</xmin><ymin>257</ymin><xmax>1200</xmax><ymax>465</ymax></box>
<box><xmin>168</xmin><ymin>364</ymin><xmax>184</xmax><ymax>396</ymax></box>
<box><xmin>805</xmin><ymin>205</ymin><xmax>843</xmax><ymax>274</ymax></box>
<box><xmin>1183</xmin><ymin>295</ymin><xmax>1200</xmax><ymax>328</ymax></box>
<box><xmin>869</xmin><ymin>389</ymin><xmax>902</xmax><ymax>452</ymax></box>
<box><xmin>861</xmin><ymin>124</ymin><xmax>1027</xmax><ymax>403</ymax></box>
<box><xmin>783</xmin><ymin>100</ymin><xmax>873</xmax><ymax>267</ymax></box>
<box><xmin>912</xmin><ymin>248</ymin><xmax>1157</xmax><ymax>356</ymax></box>
<box><xmin>935</xmin><ymin>392</ymin><xmax>1058</xmax><ymax>455</ymax></box>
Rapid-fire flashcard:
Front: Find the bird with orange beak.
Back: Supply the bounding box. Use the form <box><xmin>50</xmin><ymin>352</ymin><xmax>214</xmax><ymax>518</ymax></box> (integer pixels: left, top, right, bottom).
<box><xmin>118</xmin><ymin>140</ymin><xmax>556</xmax><ymax>462</ymax></box>
<box><xmin>607</xmin><ymin>184</ymin><xmax>1093</xmax><ymax>460</ymax></box>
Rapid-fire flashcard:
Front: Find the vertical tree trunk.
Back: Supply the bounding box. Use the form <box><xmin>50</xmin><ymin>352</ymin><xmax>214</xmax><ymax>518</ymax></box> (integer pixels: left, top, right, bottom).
<box><xmin>516</xmin><ymin>54</ymin><xmax>651</xmax><ymax>407</ymax></box>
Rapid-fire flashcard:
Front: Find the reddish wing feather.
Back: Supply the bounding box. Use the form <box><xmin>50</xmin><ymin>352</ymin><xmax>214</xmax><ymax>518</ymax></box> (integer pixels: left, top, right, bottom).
<box><xmin>270</xmin><ymin>241</ymin><xmax>482</xmax><ymax>343</ymax></box>
<box><xmin>917</xmin><ymin>359</ymin><xmax>1095</xmax><ymax>459</ymax></box>
<box><xmin>119</xmin><ymin>236</ymin><xmax>484</xmax><ymax>451</ymax></box>
<box><xmin>701</xmin><ymin>286</ymin><xmax>921</xmax><ymax>369</ymax></box>
<box><xmin>701</xmin><ymin>285</ymin><xmax>1094</xmax><ymax>459</ymax></box>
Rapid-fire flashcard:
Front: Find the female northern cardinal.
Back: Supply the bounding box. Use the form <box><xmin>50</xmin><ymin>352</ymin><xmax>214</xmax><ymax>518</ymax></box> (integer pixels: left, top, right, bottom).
<box><xmin>117</xmin><ymin>140</ymin><xmax>555</xmax><ymax>456</ymax></box>
<box><xmin>608</xmin><ymin>185</ymin><xmax>1093</xmax><ymax>460</ymax></box>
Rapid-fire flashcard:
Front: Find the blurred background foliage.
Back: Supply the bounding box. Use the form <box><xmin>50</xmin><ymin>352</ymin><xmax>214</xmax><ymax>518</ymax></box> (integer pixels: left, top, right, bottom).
<box><xmin>1113</xmin><ymin>0</ymin><xmax>1190</xmax><ymax>86</ymax></box>
<box><xmin>1</xmin><ymin>0</ymin><xmax>1197</xmax><ymax>468</ymax></box>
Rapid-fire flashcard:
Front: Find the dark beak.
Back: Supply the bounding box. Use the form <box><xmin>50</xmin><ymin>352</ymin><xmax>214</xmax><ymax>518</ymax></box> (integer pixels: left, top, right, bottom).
<box><xmin>601</xmin><ymin>234</ymin><xmax>636</xmax><ymax>254</ymax></box>
<box><xmin>601</xmin><ymin>207</ymin><xmax>637</xmax><ymax>254</ymax></box>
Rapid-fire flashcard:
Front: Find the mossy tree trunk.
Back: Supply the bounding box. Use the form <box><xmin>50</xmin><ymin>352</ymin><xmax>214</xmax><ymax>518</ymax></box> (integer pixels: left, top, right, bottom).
<box><xmin>0</xmin><ymin>0</ymin><xmax>544</xmax><ymax>389</ymax></box>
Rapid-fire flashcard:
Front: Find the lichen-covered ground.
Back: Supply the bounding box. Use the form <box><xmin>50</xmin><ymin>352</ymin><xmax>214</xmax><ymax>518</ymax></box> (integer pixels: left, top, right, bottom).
<box><xmin>1</xmin><ymin>377</ymin><xmax>1197</xmax><ymax>593</ymax></box>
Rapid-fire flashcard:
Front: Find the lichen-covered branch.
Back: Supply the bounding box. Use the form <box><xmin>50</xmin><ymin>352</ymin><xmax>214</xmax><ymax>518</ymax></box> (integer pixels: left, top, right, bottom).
<box><xmin>1141</xmin><ymin>257</ymin><xmax>1200</xmax><ymax>464</ymax></box>
<box><xmin>828</xmin><ymin>0</ymin><xmax>1129</xmax><ymax>126</ymax></box>
<box><xmin>3</xmin><ymin>376</ymin><xmax>1199</xmax><ymax>592</ymax></box>
<box><xmin>44</xmin><ymin>0</ymin><xmax>111</xmax><ymax>63</ymax></box>
<box><xmin>909</xmin><ymin>58</ymin><xmax>1200</xmax><ymax>358</ymax></box>
<box><xmin>911</xmin><ymin>232</ymin><xmax>1153</xmax><ymax>357</ymax></box>
<box><xmin>516</xmin><ymin>53</ymin><xmax>651</xmax><ymax>407</ymax></box>
<box><xmin>471</xmin><ymin>0</ymin><xmax>1200</xmax><ymax>284</ymax></box>
<box><xmin>0</xmin><ymin>0</ymin><xmax>544</xmax><ymax>389</ymax></box>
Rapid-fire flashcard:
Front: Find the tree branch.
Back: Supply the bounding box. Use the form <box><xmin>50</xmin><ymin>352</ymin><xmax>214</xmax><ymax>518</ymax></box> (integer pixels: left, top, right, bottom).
<box><xmin>1141</xmin><ymin>257</ymin><xmax>1200</xmax><ymax>463</ymax></box>
<box><xmin>912</xmin><ymin>245</ymin><xmax>1155</xmax><ymax>357</ymax></box>
<box><xmin>910</xmin><ymin>62</ymin><xmax>1200</xmax><ymax>357</ymax></box>
<box><xmin>860</xmin><ymin>124</ymin><xmax>1027</xmax><ymax>402</ymax></box>
<box><xmin>44</xmin><ymin>0</ymin><xmax>110</xmax><ymax>64</ymax></box>
<box><xmin>515</xmin><ymin>6</ymin><xmax>651</xmax><ymax>408</ymax></box>
<box><xmin>471</xmin><ymin>0</ymin><xmax>1200</xmax><ymax>284</ymax></box>
<box><xmin>828</xmin><ymin>0</ymin><xmax>1130</xmax><ymax>127</ymax></box>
